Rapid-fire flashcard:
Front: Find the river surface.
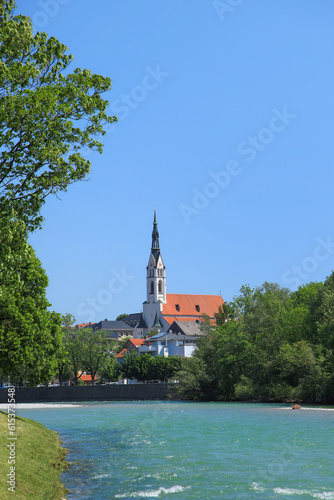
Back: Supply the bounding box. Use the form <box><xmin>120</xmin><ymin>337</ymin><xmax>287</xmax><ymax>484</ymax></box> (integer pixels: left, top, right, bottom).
<box><xmin>11</xmin><ymin>401</ymin><xmax>334</xmax><ymax>499</ymax></box>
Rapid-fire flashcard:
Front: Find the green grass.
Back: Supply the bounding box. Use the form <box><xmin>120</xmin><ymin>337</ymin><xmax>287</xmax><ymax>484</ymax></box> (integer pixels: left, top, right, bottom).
<box><xmin>0</xmin><ymin>410</ymin><xmax>69</xmax><ymax>499</ymax></box>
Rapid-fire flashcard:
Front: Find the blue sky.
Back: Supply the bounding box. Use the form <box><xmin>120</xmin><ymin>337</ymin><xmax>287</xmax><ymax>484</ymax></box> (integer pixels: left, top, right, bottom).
<box><xmin>16</xmin><ymin>0</ymin><xmax>334</xmax><ymax>324</ymax></box>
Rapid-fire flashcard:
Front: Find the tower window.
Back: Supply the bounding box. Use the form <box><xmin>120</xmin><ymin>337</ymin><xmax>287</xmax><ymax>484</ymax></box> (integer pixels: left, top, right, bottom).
<box><xmin>195</xmin><ymin>305</ymin><xmax>200</xmax><ymax>312</ymax></box>
<box><xmin>150</xmin><ymin>281</ymin><xmax>154</xmax><ymax>294</ymax></box>
<box><xmin>158</xmin><ymin>280</ymin><xmax>162</xmax><ymax>293</ymax></box>
<box><xmin>175</xmin><ymin>304</ymin><xmax>180</xmax><ymax>312</ymax></box>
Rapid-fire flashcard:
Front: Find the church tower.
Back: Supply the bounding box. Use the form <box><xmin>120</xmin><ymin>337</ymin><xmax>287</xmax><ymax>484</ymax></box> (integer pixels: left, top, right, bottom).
<box><xmin>133</xmin><ymin>209</ymin><xmax>168</xmax><ymax>339</ymax></box>
<box><xmin>146</xmin><ymin>209</ymin><xmax>166</xmax><ymax>304</ymax></box>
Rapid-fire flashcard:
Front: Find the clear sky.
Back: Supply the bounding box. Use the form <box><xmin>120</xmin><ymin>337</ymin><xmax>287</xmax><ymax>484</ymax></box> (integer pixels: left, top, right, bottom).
<box><xmin>16</xmin><ymin>0</ymin><xmax>334</xmax><ymax>324</ymax></box>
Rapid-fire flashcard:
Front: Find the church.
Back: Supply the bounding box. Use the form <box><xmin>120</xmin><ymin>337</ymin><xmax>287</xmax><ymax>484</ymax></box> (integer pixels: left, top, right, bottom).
<box><xmin>132</xmin><ymin>210</ymin><xmax>224</xmax><ymax>340</ymax></box>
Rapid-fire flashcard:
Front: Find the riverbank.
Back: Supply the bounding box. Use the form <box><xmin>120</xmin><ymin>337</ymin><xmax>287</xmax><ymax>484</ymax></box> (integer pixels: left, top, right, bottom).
<box><xmin>0</xmin><ymin>410</ymin><xmax>68</xmax><ymax>499</ymax></box>
<box><xmin>0</xmin><ymin>382</ymin><xmax>170</xmax><ymax>403</ymax></box>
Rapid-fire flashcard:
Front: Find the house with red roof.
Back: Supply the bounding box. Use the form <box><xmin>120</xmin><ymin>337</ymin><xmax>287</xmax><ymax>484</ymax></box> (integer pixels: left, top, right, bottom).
<box><xmin>79</xmin><ymin>373</ymin><xmax>99</xmax><ymax>385</ymax></box>
<box><xmin>132</xmin><ymin>210</ymin><xmax>224</xmax><ymax>349</ymax></box>
<box><xmin>116</xmin><ymin>339</ymin><xmax>145</xmax><ymax>360</ymax></box>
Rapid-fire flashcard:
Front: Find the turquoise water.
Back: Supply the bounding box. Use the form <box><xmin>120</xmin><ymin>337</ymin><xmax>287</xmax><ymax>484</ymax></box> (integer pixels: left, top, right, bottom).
<box><xmin>16</xmin><ymin>402</ymin><xmax>334</xmax><ymax>499</ymax></box>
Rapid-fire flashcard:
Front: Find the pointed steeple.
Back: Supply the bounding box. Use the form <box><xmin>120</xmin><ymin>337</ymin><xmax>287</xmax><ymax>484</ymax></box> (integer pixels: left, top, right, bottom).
<box><xmin>151</xmin><ymin>208</ymin><xmax>160</xmax><ymax>251</ymax></box>
<box><xmin>146</xmin><ymin>208</ymin><xmax>166</xmax><ymax>305</ymax></box>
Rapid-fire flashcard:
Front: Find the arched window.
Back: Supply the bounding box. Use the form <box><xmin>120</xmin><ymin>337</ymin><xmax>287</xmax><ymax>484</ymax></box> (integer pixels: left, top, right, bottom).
<box><xmin>150</xmin><ymin>281</ymin><xmax>154</xmax><ymax>294</ymax></box>
<box><xmin>158</xmin><ymin>280</ymin><xmax>162</xmax><ymax>293</ymax></box>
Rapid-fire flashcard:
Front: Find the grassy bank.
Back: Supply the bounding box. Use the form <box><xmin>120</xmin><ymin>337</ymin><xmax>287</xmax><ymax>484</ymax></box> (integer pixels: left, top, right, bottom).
<box><xmin>0</xmin><ymin>410</ymin><xmax>68</xmax><ymax>499</ymax></box>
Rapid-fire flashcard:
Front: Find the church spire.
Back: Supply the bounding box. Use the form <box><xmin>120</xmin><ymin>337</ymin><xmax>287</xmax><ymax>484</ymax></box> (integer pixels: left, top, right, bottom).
<box><xmin>146</xmin><ymin>208</ymin><xmax>166</xmax><ymax>305</ymax></box>
<box><xmin>151</xmin><ymin>208</ymin><xmax>160</xmax><ymax>251</ymax></box>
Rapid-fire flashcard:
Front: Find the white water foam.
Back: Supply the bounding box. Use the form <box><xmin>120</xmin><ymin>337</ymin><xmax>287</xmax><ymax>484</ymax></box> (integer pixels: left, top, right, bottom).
<box><xmin>115</xmin><ymin>485</ymin><xmax>190</xmax><ymax>498</ymax></box>
<box><xmin>251</xmin><ymin>482</ymin><xmax>265</xmax><ymax>492</ymax></box>
<box><xmin>274</xmin><ymin>487</ymin><xmax>334</xmax><ymax>499</ymax></box>
<box><xmin>274</xmin><ymin>488</ymin><xmax>312</xmax><ymax>495</ymax></box>
<box><xmin>0</xmin><ymin>403</ymin><xmax>83</xmax><ymax>409</ymax></box>
<box><xmin>313</xmin><ymin>493</ymin><xmax>334</xmax><ymax>499</ymax></box>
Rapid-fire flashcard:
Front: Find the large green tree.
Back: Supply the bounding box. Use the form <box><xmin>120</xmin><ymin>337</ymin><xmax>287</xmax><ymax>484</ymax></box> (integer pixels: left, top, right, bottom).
<box><xmin>79</xmin><ymin>328</ymin><xmax>111</xmax><ymax>385</ymax></box>
<box><xmin>0</xmin><ymin>0</ymin><xmax>116</xmax><ymax>230</ymax></box>
<box><xmin>0</xmin><ymin>215</ymin><xmax>62</xmax><ymax>385</ymax></box>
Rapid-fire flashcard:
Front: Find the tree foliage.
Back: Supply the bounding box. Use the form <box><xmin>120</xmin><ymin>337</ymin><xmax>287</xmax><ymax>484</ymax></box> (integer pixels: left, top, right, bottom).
<box><xmin>0</xmin><ymin>1</ymin><xmax>117</xmax><ymax>385</ymax></box>
<box><xmin>0</xmin><ymin>1</ymin><xmax>116</xmax><ymax>230</ymax></box>
<box><xmin>0</xmin><ymin>214</ymin><xmax>62</xmax><ymax>385</ymax></box>
<box><xmin>117</xmin><ymin>352</ymin><xmax>183</xmax><ymax>383</ymax></box>
<box><xmin>176</xmin><ymin>278</ymin><xmax>334</xmax><ymax>404</ymax></box>
<box><xmin>78</xmin><ymin>328</ymin><xmax>111</xmax><ymax>385</ymax></box>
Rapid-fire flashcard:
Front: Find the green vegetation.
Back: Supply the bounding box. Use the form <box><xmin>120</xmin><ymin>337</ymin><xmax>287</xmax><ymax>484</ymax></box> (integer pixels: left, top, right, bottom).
<box><xmin>0</xmin><ymin>410</ymin><xmax>68</xmax><ymax>499</ymax></box>
<box><xmin>116</xmin><ymin>313</ymin><xmax>128</xmax><ymax>321</ymax></box>
<box><xmin>176</xmin><ymin>277</ymin><xmax>334</xmax><ymax>404</ymax></box>
<box><xmin>0</xmin><ymin>215</ymin><xmax>62</xmax><ymax>386</ymax></box>
<box><xmin>0</xmin><ymin>0</ymin><xmax>116</xmax><ymax>231</ymax></box>
<box><xmin>57</xmin><ymin>316</ymin><xmax>120</xmax><ymax>385</ymax></box>
<box><xmin>0</xmin><ymin>0</ymin><xmax>115</xmax><ymax>385</ymax></box>
<box><xmin>118</xmin><ymin>352</ymin><xmax>183</xmax><ymax>382</ymax></box>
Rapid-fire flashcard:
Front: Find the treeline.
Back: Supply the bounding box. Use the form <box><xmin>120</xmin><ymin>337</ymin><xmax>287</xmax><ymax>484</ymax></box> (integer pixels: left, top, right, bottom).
<box><xmin>57</xmin><ymin>316</ymin><xmax>183</xmax><ymax>386</ymax></box>
<box><xmin>176</xmin><ymin>277</ymin><xmax>334</xmax><ymax>404</ymax></box>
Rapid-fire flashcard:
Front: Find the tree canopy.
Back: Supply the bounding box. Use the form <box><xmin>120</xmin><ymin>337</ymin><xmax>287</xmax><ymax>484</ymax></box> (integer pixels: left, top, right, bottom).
<box><xmin>177</xmin><ymin>278</ymin><xmax>334</xmax><ymax>404</ymax></box>
<box><xmin>0</xmin><ymin>1</ymin><xmax>117</xmax><ymax>383</ymax></box>
<box><xmin>0</xmin><ymin>0</ymin><xmax>116</xmax><ymax>230</ymax></box>
<box><xmin>0</xmin><ymin>214</ymin><xmax>62</xmax><ymax>385</ymax></box>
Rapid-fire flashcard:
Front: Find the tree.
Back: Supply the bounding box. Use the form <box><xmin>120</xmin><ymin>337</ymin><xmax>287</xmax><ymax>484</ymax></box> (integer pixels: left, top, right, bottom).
<box><xmin>116</xmin><ymin>336</ymin><xmax>132</xmax><ymax>354</ymax></box>
<box><xmin>63</xmin><ymin>328</ymin><xmax>84</xmax><ymax>386</ymax></box>
<box><xmin>56</xmin><ymin>313</ymin><xmax>76</xmax><ymax>386</ymax></box>
<box><xmin>78</xmin><ymin>328</ymin><xmax>110</xmax><ymax>385</ymax></box>
<box><xmin>0</xmin><ymin>214</ymin><xmax>62</xmax><ymax>385</ymax></box>
<box><xmin>215</xmin><ymin>302</ymin><xmax>235</xmax><ymax>326</ymax></box>
<box><xmin>116</xmin><ymin>313</ymin><xmax>128</xmax><ymax>321</ymax></box>
<box><xmin>276</xmin><ymin>282</ymin><xmax>322</xmax><ymax>345</ymax></box>
<box><xmin>118</xmin><ymin>351</ymin><xmax>139</xmax><ymax>381</ymax></box>
<box><xmin>152</xmin><ymin>355</ymin><xmax>183</xmax><ymax>382</ymax></box>
<box><xmin>0</xmin><ymin>1</ymin><xmax>116</xmax><ymax>230</ymax></box>
<box><xmin>175</xmin><ymin>320</ymin><xmax>230</xmax><ymax>401</ymax></box>
<box><xmin>314</xmin><ymin>272</ymin><xmax>334</xmax><ymax>402</ymax></box>
<box><xmin>99</xmin><ymin>354</ymin><xmax>120</xmax><ymax>383</ymax></box>
<box><xmin>266</xmin><ymin>341</ymin><xmax>323</xmax><ymax>402</ymax></box>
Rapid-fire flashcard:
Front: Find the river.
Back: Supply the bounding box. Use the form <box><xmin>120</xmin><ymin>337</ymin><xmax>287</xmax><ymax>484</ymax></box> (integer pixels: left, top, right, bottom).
<box><xmin>11</xmin><ymin>401</ymin><xmax>334</xmax><ymax>499</ymax></box>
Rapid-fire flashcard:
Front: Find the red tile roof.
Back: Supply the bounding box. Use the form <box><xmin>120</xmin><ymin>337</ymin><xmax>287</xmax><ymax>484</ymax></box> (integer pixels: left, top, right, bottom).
<box><xmin>162</xmin><ymin>294</ymin><xmax>223</xmax><ymax>319</ymax></box>
<box><xmin>76</xmin><ymin>322</ymin><xmax>97</xmax><ymax>328</ymax></box>
<box><xmin>81</xmin><ymin>374</ymin><xmax>98</xmax><ymax>381</ymax></box>
<box><xmin>116</xmin><ymin>348</ymin><xmax>127</xmax><ymax>358</ymax></box>
<box><xmin>129</xmin><ymin>339</ymin><xmax>145</xmax><ymax>346</ymax></box>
